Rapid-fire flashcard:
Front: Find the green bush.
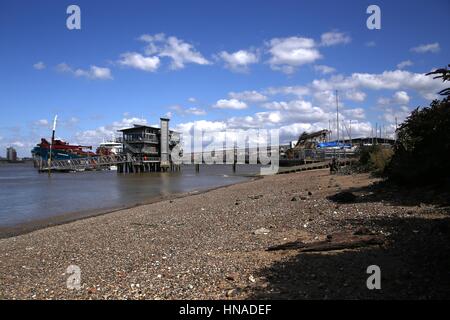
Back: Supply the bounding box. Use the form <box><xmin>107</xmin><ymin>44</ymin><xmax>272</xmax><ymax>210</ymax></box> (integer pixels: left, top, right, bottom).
<box><xmin>385</xmin><ymin>97</ymin><xmax>450</xmax><ymax>185</ymax></box>
<box><xmin>357</xmin><ymin>145</ymin><xmax>393</xmax><ymax>175</ymax></box>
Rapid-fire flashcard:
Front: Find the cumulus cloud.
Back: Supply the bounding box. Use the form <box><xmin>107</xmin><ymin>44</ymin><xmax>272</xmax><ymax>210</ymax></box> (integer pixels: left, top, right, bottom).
<box><xmin>267</xmin><ymin>36</ymin><xmax>322</xmax><ymax>74</ymax></box>
<box><xmin>33</xmin><ymin>61</ymin><xmax>46</xmax><ymax>70</ymax></box>
<box><xmin>342</xmin><ymin>108</ymin><xmax>365</xmax><ymax>119</ymax></box>
<box><xmin>344</xmin><ymin>90</ymin><xmax>367</xmax><ymax>102</ymax></box>
<box><xmin>311</xmin><ymin>70</ymin><xmax>446</xmax><ymax>100</ymax></box>
<box><xmin>320</xmin><ymin>31</ymin><xmax>351</xmax><ymax>47</ymax></box>
<box><xmin>217</xmin><ymin>49</ymin><xmax>259</xmax><ymax>72</ymax></box>
<box><xmin>213</xmin><ymin>99</ymin><xmax>247</xmax><ymax>110</ymax></box>
<box><xmin>314</xmin><ymin>65</ymin><xmax>336</xmax><ymax>74</ymax></box>
<box><xmin>75</xmin><ymin>116</ymin><xmax>147</xmax><ymax>145</ymax></box>
<box><xmin>410</xmin><ymin>42</ymin><xmax>440</xmax><ymax>54</ymax></box>
<box><xmin>170</xmin><ymin>105</ymin><xmax>207</xmax><ymax>116</ymax></box>
<box><xmin>139</xmin><ymin>33</ymin><xmax>210</xmax><ymax>70</ymax></box>
<box><xmin>228</xmin><ymin>90</ymin><xmax>267</xmax><ymax>103</ymax></box>
<box><xmin>118</xmin><ymin>52</ymin><xmax>160</xmax><ymax>72</ymax></box>
<box><xmin>264</xmin><ymin>86</ymin><xmax>310</xmax><ymax>98</ymax></box>
<box><xmin>56</xmin><ymin>63</ymin><xmax>113</xmax><ymax>80</ymax></box>
<box><xmin>382</xmin><ymin>105</ymin><xmax>411</xmax><ymax>124</ymax></box>
<box><xmin>397</xmin><ymin>60</ymin><xmax>413</xmax><ymax>69</ymax></box>
<box><xmin>378</xmin><ymin>91</ymin><xmax>410</xmax><ymax>106</ymax></box>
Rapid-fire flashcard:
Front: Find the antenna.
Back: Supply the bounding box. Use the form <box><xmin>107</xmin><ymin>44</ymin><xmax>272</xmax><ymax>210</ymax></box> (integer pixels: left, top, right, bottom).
<box><xmin>335</xmin><ymin>90</ymin><xmax>339</xmax><ymax>144</ymax></box>
<box><xmin>48</xmin><ymin>115</ymin><xmax>58</xmax><ymax>176</ymax></box>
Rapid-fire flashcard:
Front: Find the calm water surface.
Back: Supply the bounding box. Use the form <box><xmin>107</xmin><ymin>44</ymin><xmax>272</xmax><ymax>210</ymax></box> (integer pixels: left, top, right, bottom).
<box><xmin>0</xmin><ymin>163</ymin><xmax>260</xmax><ymax>227</ymax></box>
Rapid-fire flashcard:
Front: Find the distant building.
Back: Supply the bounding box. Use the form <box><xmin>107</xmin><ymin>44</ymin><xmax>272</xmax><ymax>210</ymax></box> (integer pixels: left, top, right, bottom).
<box><xmin>117</xmin><ymin>118</ymin><xmax>180</xmax><ymax>171</ymax></box>
<box><xmin>6</xmin><ymin>147</ymin><xmax>17</xmax><ymax>162</ymax></box>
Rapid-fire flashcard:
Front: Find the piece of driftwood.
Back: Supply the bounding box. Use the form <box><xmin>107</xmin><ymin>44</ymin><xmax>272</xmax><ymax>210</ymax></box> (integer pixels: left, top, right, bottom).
<box><xmin>267</xmin><ymin>232</ymin><xmax>384</xmax><ymax>252</ymax></box>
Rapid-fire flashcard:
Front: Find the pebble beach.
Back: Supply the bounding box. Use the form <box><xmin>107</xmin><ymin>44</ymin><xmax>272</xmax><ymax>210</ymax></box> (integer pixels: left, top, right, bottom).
<box><xmin>1</xmin><ymin>168</ymin><xmax>449</xmax><ymax>299</ymax></box>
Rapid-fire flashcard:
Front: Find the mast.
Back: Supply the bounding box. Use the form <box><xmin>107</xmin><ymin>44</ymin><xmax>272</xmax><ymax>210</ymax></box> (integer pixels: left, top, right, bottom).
<box><xmin>335</xmin><ymin>90</ymin><xmax>339</xmax><ymax>144</ymax></box>
<box><xmin>48</xmin><ymin>115</ymin><xmax>57</xmax><ymax>176</ymax></box>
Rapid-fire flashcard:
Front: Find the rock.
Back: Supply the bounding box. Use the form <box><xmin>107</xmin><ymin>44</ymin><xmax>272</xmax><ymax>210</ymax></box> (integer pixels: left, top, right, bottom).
<box><xmin>87</xmin><ymin>287</ymin><xmax>97</xmax><ymax>294</ymax></box>
<box><xmin>225</xmin><ymin>273</ymin><xmax>238</xmax><ymax>281</ymax></box>
<box><xmin>226</xmin><ymin>289</ymin><xmax>238</xmax><ymax>297</ymax></box>
<box><xmin>253</xmin><ymin>228</ymin><xmax>270</xmax><ymax>235</ymax></box>
<box><xmin>248</xmin><ymin>275</ymin><xmax>256</xmax><ymax>283</ymax></box>
<box><xmin>291</xmin><ymin>196</ymin><xmax>299</xmax><ymax>201</ymax></box>
<box><xmin>248</xmin><ymin>195</ymin><xmax>263</xmax><ymax>200</ymax></box>
<box><xmin>328</xmin><ymin>191</ymin><xmax>357</xmax><ymax>203</ymax></box>
<box><xmin>353</xmin><ymin>227</ymin><xmax>373</xmax><ymax>235</ymax></box>
<box><xmin>308</xmin><ymin>191</ymin><xmax>313</xmax><ymax>196</ymax></box>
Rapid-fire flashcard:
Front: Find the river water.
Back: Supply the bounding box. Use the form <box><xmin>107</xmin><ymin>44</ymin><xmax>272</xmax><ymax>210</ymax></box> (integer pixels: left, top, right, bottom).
<box><xmin>0</xmin><ymin>162</ymin><xmax>260</xmax><ymax>229</ymax></box>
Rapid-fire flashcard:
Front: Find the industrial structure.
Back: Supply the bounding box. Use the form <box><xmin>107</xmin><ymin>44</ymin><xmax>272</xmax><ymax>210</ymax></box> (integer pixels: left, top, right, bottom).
<box><xmin>6</xmin><ymin>147</ymin><xmax>17</xmax><ymax>162</ymax></box>
<box><xmin>116</xmin><ymin>118</ymin><xmax>180</xmax><ymax>173</ymax></box>
<box><xmin>33</xmin><ymin>117</ymin><xmax>181</xmax><ymax>173</ymax></box>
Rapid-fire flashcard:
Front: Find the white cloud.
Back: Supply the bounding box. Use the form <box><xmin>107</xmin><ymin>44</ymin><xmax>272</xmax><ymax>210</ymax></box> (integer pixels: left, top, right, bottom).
<box><xmin>139</xmin><ymin>33</ymin><xmax>210</xmax><ymax>70</ymax></box>
<box><xmin>314</xmin><ymin>65</ymin><xmax>336</xmax><ymax>74</ymax></box>
<box><xmin>169</xmin><ymin>105</ymin><xmax>207</xmax><ymax>116</ymax></box>
<box><xmin>175</xmin><ymin>120</ymin><xmax>227</xmax><ymax>134</ymax></box>
<box><xmin>267</xmin><ymin>36</ymin><xmax>322</xmax><ymax>74</ymax></box>
<box><xmin>342</xmin><ymin>108</ymin><xmax>365</xmax><ymax>119</ymax></box>
<box><xmin>228</xmin><ymin>90</ymin><xmax>267</xmax><ymax>103</ymax></box>
<box><xmin>320</xmin><ymin>31</ymin><xmax>351</xmax><ymax>47</ymax></box>
<box><xmin>218</xmin><ymin>49</ymin><xmax>259</xmax><ymax>72</ymax></box>
<box><xmin>56</xmin><ymin>63</ymin><xmax>113</xmax><ymax>80</ymax></box>
<box><xmin>75</xmin><ymin>116</ymin><xmax>147</xmax><ymax>145</ymax></box>
<box><xmin>33</xmin><ymin>61</ymin><xmax>46</xmax><ymax>70</ymax></box>
<box><xmin>411</xmin><ymin>42</ymin><xmax>440</xmax><ymax>53</ymax></box>
<box><xmin>213</xmin><ymin>99</ymin><xmax>247</xmax><ymax>110</ymax></box>
<box><xmin>393</xmin><ymin>91</ymin><xmax>410</xmax><ymax>104</ymax></box>
<box><xmin>383</xmin><ymin>105</ymin><xmax>411</xmax><ymax>124</ymax></box>
<box><xmin>118</xmin><ymin>52</ymin><xmax>160</xmax><ymax>72</ymax></box>
<box><xmin>265</xmin><ymin>86</ymin><xmax>310</xmax><ymax>97</ymax></box>
<box><xmin>397</xmin><ymin>60</ymin><xmax>413</xmax><ymax>69</ymax></box>
<box><xmin>311</xmin><ymin>70</ymin><xmax>446</xmax><ymax>100</ymax></box>
<box><xmin>34</xmin><ymin>119</ymin><xmax>49</xmax><ymax>127</ymax></box>
<box><xmin>344</xmin><ymin>90</ymin><xmax>367</xmax><ymax>102</ymax></box>
<box><xmin>378</xmin><ymin>91</ymin><xmax>410</xmax><ymax>106</ymax></box>
<box><xmin>186</xmin><ymin>107</ymin><xmax>207</xmax><ymax>116</ymax></box>
<box><xmin>365</xmin><ymin>41</ymin><xmax>376</xmax><ymax>47</ymax></box>
<box><xmin>188</xmin><ymin>97</ymin><xmax>197</xmax><ymax>103</ymax></box>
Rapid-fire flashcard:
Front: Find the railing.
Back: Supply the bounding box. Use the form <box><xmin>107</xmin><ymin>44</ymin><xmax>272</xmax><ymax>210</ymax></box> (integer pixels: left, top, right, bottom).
<box><xmin>39</xmin><ymin>154</ymin><xmax>161</xmax><ymax>171</ymax></box>
<box><xmin>116</xmin><ymin>136</ymin><xmax>159</xmax><ymax>143</ymax></box>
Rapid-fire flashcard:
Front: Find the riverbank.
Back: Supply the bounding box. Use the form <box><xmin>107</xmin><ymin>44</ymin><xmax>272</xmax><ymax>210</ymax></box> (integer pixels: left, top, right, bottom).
<box><xmin>1</xmin><ymin>169</ymin><xmax>449</xmax><ymax>299</ymax></box>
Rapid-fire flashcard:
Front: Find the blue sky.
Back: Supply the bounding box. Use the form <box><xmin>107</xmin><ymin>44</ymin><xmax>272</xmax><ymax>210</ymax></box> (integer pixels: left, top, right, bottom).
<box><xmin>0</xmin><ymin>0</ymin><xmax>449</xmax><ymax>156</ymax></box>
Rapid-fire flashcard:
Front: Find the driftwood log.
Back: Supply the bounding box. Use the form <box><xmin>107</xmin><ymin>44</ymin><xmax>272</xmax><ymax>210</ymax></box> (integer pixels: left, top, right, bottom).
<box><xmin>267</xmin><ymin>232</ymin><xmax>385</xmax><ymax>252</ymax></box>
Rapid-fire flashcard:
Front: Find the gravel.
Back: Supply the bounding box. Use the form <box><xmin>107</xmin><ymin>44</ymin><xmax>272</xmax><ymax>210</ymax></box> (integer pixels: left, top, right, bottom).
<box><xmin>0</xmin><ymin>169</ymin><xmax>449</xmax><ymax>299</ymax></box>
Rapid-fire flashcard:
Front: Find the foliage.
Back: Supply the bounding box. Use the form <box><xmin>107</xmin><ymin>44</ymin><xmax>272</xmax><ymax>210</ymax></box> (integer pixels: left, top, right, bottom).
<box><xmin>385</xmin><ymin>97</ymin><xmax>450</xmax><ymax>184</ymax></box>
<box><xmin>357</xmin><ymin>145</ymin><xmax>393</xmax><ymax>175</ymax></box>
<box><xmin>385</xmin><ymin>65</ymin><xmax>450</xmax><ymax>185</ymax></box>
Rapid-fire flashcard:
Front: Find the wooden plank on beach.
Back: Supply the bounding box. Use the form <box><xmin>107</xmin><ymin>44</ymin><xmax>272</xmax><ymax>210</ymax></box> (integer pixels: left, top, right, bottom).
<box><xmin>267</xmin><ymin>232</ymin><xmax>385</xmax><ymax>252</ymax></box>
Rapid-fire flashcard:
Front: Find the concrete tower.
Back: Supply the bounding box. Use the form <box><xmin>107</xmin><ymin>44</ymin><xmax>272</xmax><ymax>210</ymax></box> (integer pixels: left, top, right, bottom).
<box><xmin>160</xmin><ymin>117</ymin><xmax>170</xmax><ymax>170</ymax></box>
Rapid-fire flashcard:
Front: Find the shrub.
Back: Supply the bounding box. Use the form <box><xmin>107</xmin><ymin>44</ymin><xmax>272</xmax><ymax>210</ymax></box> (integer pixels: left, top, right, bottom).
<box><xmin>385</xmin><ymin>97</ymin><xmax>450</xmax><ymax>185</ymax></box>
<box><xmin>357</xmin><ymin>145</ymin><xmax>393</xmax><ymax>175</ymax></box>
